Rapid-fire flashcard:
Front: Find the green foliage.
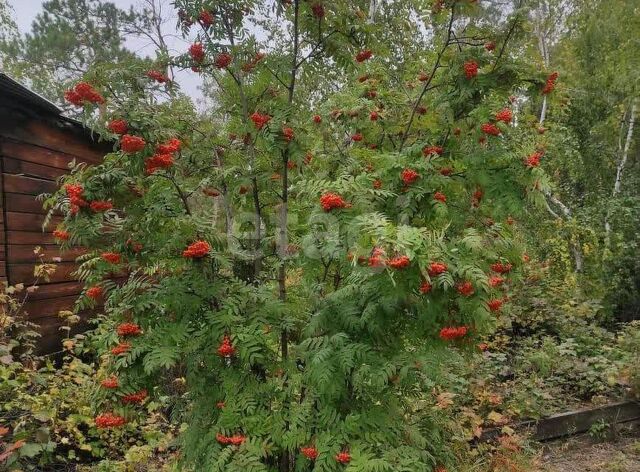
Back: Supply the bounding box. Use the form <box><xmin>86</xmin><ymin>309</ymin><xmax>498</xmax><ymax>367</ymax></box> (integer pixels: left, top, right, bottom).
<box><xmin>0</xmin><ymin>282</ymin><xmax>176</xmax><ymax>471</ymax></box>
<box><xmin>466</xmin><ymin>269</ymin><xmax>640</xmax><ymax>420</ymax></box>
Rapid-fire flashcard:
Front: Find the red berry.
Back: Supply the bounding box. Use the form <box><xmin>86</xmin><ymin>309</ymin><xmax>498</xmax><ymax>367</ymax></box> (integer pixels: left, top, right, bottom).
<box><xmin>320</xmin><ymin>192</ymin><xmax>348</xmax><ymax>212</ymax></box>
<box><xmin>355</xmin><ymin>49</ymin><xmax>373</xmax><ymax>62</ymax></box>
<box><xmin>428</xmin><ymin>262</ymin><xmax>448</xmax><ymax>277</ymax></box>
<box><xmin>463</xmin><ymin>61</ymin><xmax>478</xmax><ymax>79</ymax></box>
<box><xmin>400</xmin><ymin>168</ymin><xmax>420</xmax><ymax>185</ymax></box>
<box><xmin>107</xmin><ymin>119</ymin><xmax>128</xmax><ymax>135</ymax></box>
<box><xmin>183</xmin><ymin>241</ymin><xmax>211</xmax><ymax>259</ymax></box>
<box><xmin>301</xmin><ymin>445</ymin><xmax>319</xmax><ymax>460</ymax></box>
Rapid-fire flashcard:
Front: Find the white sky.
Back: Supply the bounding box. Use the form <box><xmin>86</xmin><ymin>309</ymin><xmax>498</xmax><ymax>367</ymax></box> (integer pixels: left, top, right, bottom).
<box><xmin>7</xmin><ymin>0</ymin><xmax>205</xmax><ymax>104</ymax></box>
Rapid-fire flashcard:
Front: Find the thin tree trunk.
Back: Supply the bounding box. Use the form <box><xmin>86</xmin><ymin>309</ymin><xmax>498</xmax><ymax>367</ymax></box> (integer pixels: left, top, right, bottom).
<box><xmin>604</xmin><ymin>100</ymin><xmax>637</xmax><ymax>246</ymax></box>
<box><xmin>367</xmin><ymin>0</ymin><xmax>377</xmax><ymax>24</ymax></box>
<box><xmin>540</xmin><ymin>95</ymin><xmax>548</xmax><ymax>124</ymax></box>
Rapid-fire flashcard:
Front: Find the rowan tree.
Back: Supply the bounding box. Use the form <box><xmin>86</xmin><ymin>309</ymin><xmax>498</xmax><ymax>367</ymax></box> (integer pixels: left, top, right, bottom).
<box><xmin>47</xmin><ymin>1</ymin><xmax>553</xmax><ymax>470</ymax></box>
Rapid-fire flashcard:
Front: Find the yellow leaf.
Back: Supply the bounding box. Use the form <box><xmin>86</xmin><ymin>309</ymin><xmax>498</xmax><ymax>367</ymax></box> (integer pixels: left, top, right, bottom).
<box><xmin>487</xmin><ymin>410</ymin><xmax>506</xmax><ymax>424</ymax></box>
<box><xmin>501</xmin><ymin>425</ymin><xmax>515</xmax><ymax>436</ymax></box>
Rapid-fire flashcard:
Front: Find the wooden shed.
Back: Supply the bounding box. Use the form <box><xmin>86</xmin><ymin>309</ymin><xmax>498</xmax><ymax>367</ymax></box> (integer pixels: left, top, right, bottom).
<box><xmin>0</xmin><ymin>73</ymin><xmax>108</xmax><ymax>353</ymax></box>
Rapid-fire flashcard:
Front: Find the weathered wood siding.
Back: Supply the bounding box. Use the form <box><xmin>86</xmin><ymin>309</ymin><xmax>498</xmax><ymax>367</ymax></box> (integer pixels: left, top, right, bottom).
<box><xmin>0</xmin><ymin>102</ymin><xmax>107</xmax><ymax>353</ymax></box>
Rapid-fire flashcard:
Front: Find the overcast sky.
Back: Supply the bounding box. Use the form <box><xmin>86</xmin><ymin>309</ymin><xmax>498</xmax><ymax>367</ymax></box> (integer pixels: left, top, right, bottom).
<box><xmin>7</xmin><ymin>0</ymin><xmax>205</xmax><ymax>103</ymax></box>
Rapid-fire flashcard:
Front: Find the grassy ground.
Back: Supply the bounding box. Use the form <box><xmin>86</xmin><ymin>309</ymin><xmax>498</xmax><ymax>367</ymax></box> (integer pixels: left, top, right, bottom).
<box><xmin>538</xmin><ymin>427</ymin><xmax>640</xmax><ymax>472</ymax></box>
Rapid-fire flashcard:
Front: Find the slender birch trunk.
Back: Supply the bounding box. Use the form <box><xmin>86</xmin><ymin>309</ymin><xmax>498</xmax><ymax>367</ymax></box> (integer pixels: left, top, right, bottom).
<box><xmin>604</xmin><ymin>100</ymin><xmax>637</xmax><ymax>249</ymax></box>
<box><xmin>367</xmin><ymin>0</ymin><xmax>377</xmax><ymax>24</ymax></box>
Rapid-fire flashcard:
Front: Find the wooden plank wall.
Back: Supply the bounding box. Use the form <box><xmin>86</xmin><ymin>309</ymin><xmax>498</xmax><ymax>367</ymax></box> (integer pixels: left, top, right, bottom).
<box><xmin>0</xmin><ymin>107</ymin><xmax>108</xmax><ymax>353</ymax></box>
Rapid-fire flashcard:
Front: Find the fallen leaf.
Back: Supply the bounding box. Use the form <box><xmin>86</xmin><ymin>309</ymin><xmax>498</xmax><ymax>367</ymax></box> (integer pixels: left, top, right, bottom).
<box><xmin>435</xmin><ymin>391</ymin><xmax>456</xmax><ymax>409</ymax></box>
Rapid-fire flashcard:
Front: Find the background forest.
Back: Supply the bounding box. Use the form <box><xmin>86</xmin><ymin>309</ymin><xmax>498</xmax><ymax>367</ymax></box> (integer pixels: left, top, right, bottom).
<box><xmin>0</xmin><ymin>1</ymin><xmax>638</xmax><ymax>471</ymax></box>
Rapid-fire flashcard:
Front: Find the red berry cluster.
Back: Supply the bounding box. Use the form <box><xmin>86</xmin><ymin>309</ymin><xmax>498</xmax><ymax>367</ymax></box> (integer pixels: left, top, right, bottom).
<box><xmin>121</xmin><ymin>389</ymin><xmax>148</xmax><ymax>405</ymax></box>
<box><xmin>440</xmin><ymin>167</ymin><xmax>453</xmax><ymax>176</ymax></box>
<box><xmin>86</xmin><ymin>286</ymin><xmax>103</xmax><ymax>300</ymax></box>
<box><xmin>335</xmin><ymin>451</ymin><xmax>351</xmax><ymax>464</ymax></box>
<box><xmin>463</xmin><ymin>60</ymin><xmax>478</xmax><ymax>79</ymax></box>
<box><xmin>388</xmin><ymin>255</ymin><xmax>410</xmax><ymax>270</ymax></box>
<box><xmin>419</xmin><ymin>280</ymin><xmax>432</xmax><ymax>294</ymax></box>
<box><xmin>487</xmin><ymin>298</ymin><xmax>503</xmax><ymax>312</ymax></box>
<box><xmin>146</xmin><ymin>70</ymin><xmax>169</xmax><ymax>83</ymax></box>
<box><xmin>489</xmin><ymin>275</ymin><xmax>505</xmax><ymax>287</ymax></box>
<box><xmin>368</xmin><ymin>247</ymin><xmax>386</xmax><ymax>267</ymax></box>
<box><xmin>456</xmin><ymin>281</ymin><xmax>474</xmax><ymax>297</ymax></box>
<box><xmin>542</xmin><ymin>71</ymin><xmax>559</xmax><ymax>95</ymax></box>
<box><xmin>101</xmin><ymin>376</ymin><xmax>119</xmax><ymax>389</ymax></box>
<box><xmin>198</xmin><ymin>10</ymin><xmax>215</xmax><ymax>27</ymax></box>
<box><xmin>495</xmin><ymin>108</ymin><xmax>512</xmax><ymax>123</ymax></box>
<box><xmin>90</xmin><ymin>200</ymin><xmax>113</xmax><ymax>212</ymax></box>
<box><xmin>250</xmin><ymin>111</ymin><xmax>272</xmax><ymax>130</ymax></box>
<box><xmin>121</xmin><ymin>134</ymin><xmax>146</xmax><ymax>153</ymax></box>
<box><xmin>485</xmin><ymin>41</ymin><xmax>496</xmax><ymax>51</ymax></box>
<box><xmin>116</xmin><ymin>322</ymin><xmax>142</xmax><ymax>337</ymax></box>
<box><xmin>434</xmin><ymin>191</ymin><xmax>447</xmax><ymax>203</ymax></box>
<box><xmin>312</xmin><ymin>114</ymin><xmax>322</xmax><ymax>124</ymax></box>
<box><xmin>282</xmin><ymin>127</ymin><xmax>294</xmax><ymax>142</ymax></box>
<box><xmin>481</xmin><ymin>122</ymin><xmax>501</xmax><ymax>136</ymax></box>
<box><xmin>53</xmin><ymin>229</ymin><xmax>70</xmax><ymax>241</ymax></box>
<box><xmin>64</xmin><ymin>82</ymin><xmax>105</xmax><ymax>106</ymax></box>
<box><xmin>423</xmin><ymin>145</ymin><xmax>444</xmax><ymax>157</ymax></box>
<box><xmin>111</xmin><ymin>342</ymin><xmax>131</xmax><ymax>356</ymax></box>
<box><xmin>320</xmin><ymin>192</ymin><xmax>348</xmax><ymax>212</ymax></box>
<box><xmin>95</xmin><ymin>413</ymin><xmax>126</xmax><ymax>429</ymax></box>
<box><xmin>439</xmin><ymin>326</ymin><xmax>469</xmax><ymax>341</ymax></box>
<box><xmin>401</xmin><ymin>168</ymin><xmax>420</xmax><ymax>185</ymax></box>
<box><xmin>428</xmin><ymin>262</ymin><xmax>448</xmax><ymax>277</ymax></box>
<box><xmin>189</xmin><ymin>43</ymin><xmax>205</xmax><ymax>63</ymax></box>
<box><xmin>214</xmin><ymin>52</ymin><xmax>233</xmax><ymax>69</ymax></box>
<box><xmin>524</xmin><ymin>151</ymin><xmax>543</xmax><ymax>168</ymax></box>
<box><xmin>145</xmin><ymin>153</ymin><xmax>172</xmax><ymax>174</ymax></box>
<box><xmin>156</xmin><ymin>137</ymin><xmax>182</xmax><ymax>155</ymax></box>
<box><xmin>101</xmin><ymin>252</ymin><xmax>121</xmax><ymax>264</ymax></box>
<box><xmin>490</xmin><ymin>262</ymin><xmax>512</xmax><ymax>274</ymax></box>
<box><xmin>107</xmin><ymin>119</ymin><xmax>128</xmax><ymax>135</ymax></box>
<box><xmin>351</xmin><ymin>132</ymin><xmax>364</xmax><ymax>142</ymax></box>
<box><xmin>64</xmin><ymin>183</ymin><xmax>88</xmax><ymax>213</ymax></box>
<box><xmin>217</xmin><ymin>335</ymin><xmax>236</xmax><ymax>357</ymax></box>
<box><xmin>373</xmin><ymin>179</ymin><xmax>382</xmax><ymax>189</ymax></box>
<box><xmin>216</xmin><ymin>433</ymin><xmax>246</xmax><ymax>446</ymax></box>
<box><xmin>355</xmin><ymin>49</ymin><xmax>373</xmax><ymax>62</ymax></box>
<box><xmin>301</xmin><ymin>445</ymin><xmax>319</xmax><ymax>460</ymax></box>
<box><xmin>182</xmin><ymin>240</ymin><xmax>211</xmax><ymax>259</ymax></box>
